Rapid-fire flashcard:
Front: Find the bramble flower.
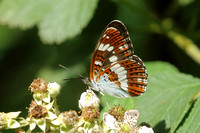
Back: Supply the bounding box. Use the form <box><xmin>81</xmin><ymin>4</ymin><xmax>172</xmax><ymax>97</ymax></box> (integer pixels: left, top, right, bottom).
<box><xmin>47</xmin><ymin>82</ymin><xmax>61</xmax><ymax>97</ymax></box>
<box><xmin>138</xmin><ymin>125</ymin><xmax>154</xmax><ymax>133</ymax></box>
<box><xmin>27</xmin><ymin>101</ymin><xmax>57</xmax><ymax>132</ymax></box>
<box><xmin>103</xmin><ymin>105</ymin><xmax>141</xmax><ymax>132</ymax></box>
<box><xmin>0</xmin><ymin>111</ymin><xmax>24</xmax><ymax>129</ymax></box>
<box><xmin>29</xmin><ymin>78</ymin><xmax>50</xmax><ymax>105</ymax></box>
<box><xmin>60</xmin><ymin>110</ymin><xmax>79</xmax><ymax>127</ymax></box>
<box><xmin>76</xmin><ymin>90</ymin><xmax>102</xmax><ymax>132</ymax></box>
<box><xmin>78</xmin><ymin>89</ymin><xmax>100</xmax><ymax>109</ymax></box>
<box><xmin>52</xmin><ymin>110</ymin><xmax>79</xmax><ymax>132</ymax></box>
<box><xmin>0</xmin><ymin>77</ymin><xmax>154</xmax><ymax>133</ymax></box>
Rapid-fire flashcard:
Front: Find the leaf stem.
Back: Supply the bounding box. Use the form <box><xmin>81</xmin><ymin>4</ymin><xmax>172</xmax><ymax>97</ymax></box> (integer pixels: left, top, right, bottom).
<box><xmin>150</xmin><ymin>19</ymin><xmax>200</xmax><ymax>64</ymax></box>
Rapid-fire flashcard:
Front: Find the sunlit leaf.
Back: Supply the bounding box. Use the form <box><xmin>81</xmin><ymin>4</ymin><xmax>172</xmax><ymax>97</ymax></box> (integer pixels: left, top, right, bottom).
<box><xmin>176</xmin><ymin>97</ymin><xmax>200</xmax><ymax>133</ymax></box>
<box><xmin>178</xmin><ymin>0</ymin><xmax>195</xmax><ymax>6</ymax></box>
<box><xmin>0</xmin><ymin>0</ymin><xmax>54</xmax><ymax>29</ymax></box>
<box><xmin>38</xmin><ymin>0</ymin><xmax>98</xmax><ymax>44</ymax></box>
<box><xmin>101</xmin><ymin>62</ymin><xmax>200</xmax><ymax>133</ymax></box>
<box><xmin>0</xmin><ymin>0</ymin><xmax>98</xmax><ymax>44</ymax></box>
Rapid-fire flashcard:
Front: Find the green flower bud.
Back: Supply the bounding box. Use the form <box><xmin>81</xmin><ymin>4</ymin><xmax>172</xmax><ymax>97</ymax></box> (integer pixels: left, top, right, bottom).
<box><xmin>47</xmin><ymin>82</ymin><xmax>61</xmax><ymax>97</ymax></box>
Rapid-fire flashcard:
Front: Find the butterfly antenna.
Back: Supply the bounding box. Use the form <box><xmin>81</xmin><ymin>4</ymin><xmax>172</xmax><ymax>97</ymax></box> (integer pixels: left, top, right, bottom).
<box><xmin>59</xmin><ymin>64</ymin><xmax>85</xmax><ymax>79</ymax></box>
<box><xmin>62</xmin><ymin>78</ymin><xmax>83</xmax><ymax>81</ymax></box>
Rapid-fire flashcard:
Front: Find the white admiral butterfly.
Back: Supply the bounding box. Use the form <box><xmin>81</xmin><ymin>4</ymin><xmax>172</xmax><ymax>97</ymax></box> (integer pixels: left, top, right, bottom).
<box><xmin>83</xmin><ymin>20</ymin><xmax>148</xmax><ymax>97</ymax></box>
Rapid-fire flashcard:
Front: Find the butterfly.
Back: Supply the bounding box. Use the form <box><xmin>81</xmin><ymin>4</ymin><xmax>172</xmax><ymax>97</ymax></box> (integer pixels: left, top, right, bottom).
<box><xmin>83</xmin><ymin>20</ymin><xmax>148</xmax><ymax>97</ymax></box>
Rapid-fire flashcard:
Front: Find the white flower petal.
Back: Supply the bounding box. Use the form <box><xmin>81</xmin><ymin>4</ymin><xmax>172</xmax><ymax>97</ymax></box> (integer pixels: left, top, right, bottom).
<box><xmin>138</xmin><ymin>126</ymin><xmax>154</xmax><ymax>133</ymax></box>
<box><xmin>103</xmin><ymin>113</ymin><xmax>118</xmax><ymax>130</ymax></box>
<box><xmin>33</xmin><ymin>94</ymin><xmax>42</xmax><ymax>105</ymax></box>
<box><xmin>79</xmin><ymin>92</ymin><xmax>87</xmax><ymax>109</ymax></box>
<box><xmin>124</xmin><ymin>110</ymin><xmax>139</xmax><ymax>126</ymax></box>
<box><xmin>46</xmin><ymin>101</ymin><xmax>54</xmax><ymax>110</ymax></box>
<box><xmin>36</xmin><ymin>119</ymin><xmax>46</xmax><ymax>132</ymax></box>
<box><xmin>51</xmin><ymin>118</ymin><xmax>60</xmax><ymax>125</ymax></box>
<box><xmin>7</xmin><ymin>111</ymin><xmax>21</xmax><ymax>118</ymax></box>
<box><xmin>29</xmin><ymin>120</ymin><xmax>36</xmax><ymax>131</ymax></box>
<box><xmin>43</xmin><ymin>93</ymin><xmax>51</xmax><ymax>103</ymax></box>
<box><xmin>7</xmin><ymin>119</ymin><xmax>20</xmax><ymax>129</ymax></box>
<box><xmin>79</xmin><ymin>89</ymin><xmax>100</xmax><ymax>109</ymax></box>
<box><xmin>47</xmin><ymin>111</ymin><xmax>57</xmax><ymax>120</ymax></box>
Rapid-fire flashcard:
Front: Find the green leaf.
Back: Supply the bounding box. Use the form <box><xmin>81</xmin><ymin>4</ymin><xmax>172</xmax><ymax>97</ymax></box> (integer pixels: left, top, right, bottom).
<box><xmin>101</xmin><ymin>61</ymin><xmax>200</xmax><ymax>133</ymax></box>
<box><xmin>0</xmin><ymin>0</ymin><xmax>98</xmax><ymax>44</ymax></box>
<box><xmin>176</xmin><ymin>96</ymin><xmax>200</xmax><ymax>133</ymax></box>
<box><xmin>178</xmin><ymin>0</ymin><xmax>195</xmax><ymax>6</ymax></box>
<box><xmin>0</xmin><ymin>0</ymin><xmax>54</xmax><ymax>29</ymax></box>
<box><xmin>39</xmin><ymin>0</ymin><xmax>98</xmax><ymax>44</ymax></box>
<box><xmin>145</xmin><ymin>61</ymin><xmax>179</xmax><ymax>74</ymax></box>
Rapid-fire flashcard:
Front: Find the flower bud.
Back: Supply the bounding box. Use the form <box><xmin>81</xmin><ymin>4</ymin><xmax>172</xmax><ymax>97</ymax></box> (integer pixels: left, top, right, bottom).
<box><xmin>79</xmin><ymin>89</ymin><xmax>100</xmax><ymax>109</ymax></box>
<box><xmin>47</xmin><ymin>82</ymin><xmax>61</xmax><ymax>97</ymax></box>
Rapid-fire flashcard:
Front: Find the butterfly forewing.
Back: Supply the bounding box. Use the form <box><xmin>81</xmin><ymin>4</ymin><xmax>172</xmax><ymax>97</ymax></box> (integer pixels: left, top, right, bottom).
<box><xmin>90</xmin><ymin>21</ymin><xmax>133</xmax><ymax>80</ymax></box>
<box><xmin>89</xmin><ymin>20</ymin><xmax>148</xmax><ymax>97</ymax></box>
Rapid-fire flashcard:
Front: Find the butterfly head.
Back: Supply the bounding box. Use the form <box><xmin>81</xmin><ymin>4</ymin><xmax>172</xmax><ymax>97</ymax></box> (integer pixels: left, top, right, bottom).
<box><xmin>82</xmin><ymin>77</ymin><xmax>90</xmax><ymax>86</ymax></box>
<box><xmin>82</xmin><ymin>77</ymin><xmax>100</xmax><ymax>92</ymax></box>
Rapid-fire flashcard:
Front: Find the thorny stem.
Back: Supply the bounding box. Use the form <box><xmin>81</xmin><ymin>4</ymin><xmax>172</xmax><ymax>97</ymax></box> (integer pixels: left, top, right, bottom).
<box><xmin>167</xmin><ymin>31</ymin><xmax>200</xmax><ymax>64</ymax></box>
<box><xmin>52</xmin><ymin>97</ymin><xmax>60</xmax><ymax>116</ymax></box>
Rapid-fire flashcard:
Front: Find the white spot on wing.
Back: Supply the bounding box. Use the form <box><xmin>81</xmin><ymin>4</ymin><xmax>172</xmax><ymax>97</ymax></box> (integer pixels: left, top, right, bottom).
<box><xmin>98</xmin><ymin>44</ymin><xmax>104</xmax><ymax>51</ymax></box>
<box><xmin>124</xmin><ymin>44</ymin><xmax>128</xmax><ymax>48</ymax></box>
<box><xmin>102</xmin><ymin>44</ymin><xmax>110</xmax><ymax>51</ymax></box>
<box><xmin>109</xmin><ymin>56</ymin><xmax>118</xmax><ymax>62</ymax></box>
<box><xmin>121</xmin><ymin>81</ymin><xmax>128</xmax><ymax>90</ymax></box>
<box><xmin>119</xmin><ymin>46</ymin><xmax>123</xmax><ymax>50</ymax></box>
<box><xmin>110</xmin><ymin>64</ymin><xmax>120</xmax><ymax>71</ymax></box>
<box><xmin>119</xmin><ymin>75</ymin><xmax>127</xmax><ymax>81</ymax></box>
<box><xmin>121</xmin><ymin>81</ymin><xmax>128</xmax><ymax>87</ymax></box>
<box><xmin>95</xmin><ymin>61</ymin><xmax>102</xmax><ymax>66</ymax></box>
<box><xmin>115</xmin><ymin>67</ymin><xmax>125</xmax><ymax>73</ymax></box>
<box><xmin>137</xmin><ymin>78</ymin><xmax>143</xmax><ymax>82</ymax></box>
<box><xmin>106</xmin><ymin>36</ymin><xmax>110</xmax><ymax>39</ymax></box>
<box><xmin>107</xmin><ymin>46</ymin><xmax>114</xmax><ymax>52</ymax></box>
<box><xmin>118</xmin><ymin>70</ymin><xmax>127</xmax><ymax>77</ymax></box>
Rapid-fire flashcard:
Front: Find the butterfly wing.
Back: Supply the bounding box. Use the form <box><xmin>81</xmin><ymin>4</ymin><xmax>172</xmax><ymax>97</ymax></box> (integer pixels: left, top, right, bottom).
<box><xmin>89</xmin><ymin>20</ymin><xmax>148</xmax><ymax>97</ymax></box>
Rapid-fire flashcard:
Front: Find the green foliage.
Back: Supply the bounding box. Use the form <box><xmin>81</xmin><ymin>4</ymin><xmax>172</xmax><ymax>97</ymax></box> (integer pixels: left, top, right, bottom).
<box><xmin>101</xmin><ymin>62</ymin><xmax>200</xmax><ymax>133</ymax></box>
<box><xmin>0</xmin><ymin>0</ymin><xmax>200</xmax><ymax>132</ymax></box>
<box><xmin>176</xmin><ymin>97</ymin><xmax>200</xmax><ymax>133</ymax></box>
<box><xmin>0</xmin><ymin>0</ymin><xmax>98</xmax><ymax>44</ymax></box>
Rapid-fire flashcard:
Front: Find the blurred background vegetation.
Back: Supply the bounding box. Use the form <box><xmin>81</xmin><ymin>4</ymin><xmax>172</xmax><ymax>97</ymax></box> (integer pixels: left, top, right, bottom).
<box><xmin>0</xmin><ymin>0</ymin><xmax>200</xmax><ymax>132</ymax></box>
